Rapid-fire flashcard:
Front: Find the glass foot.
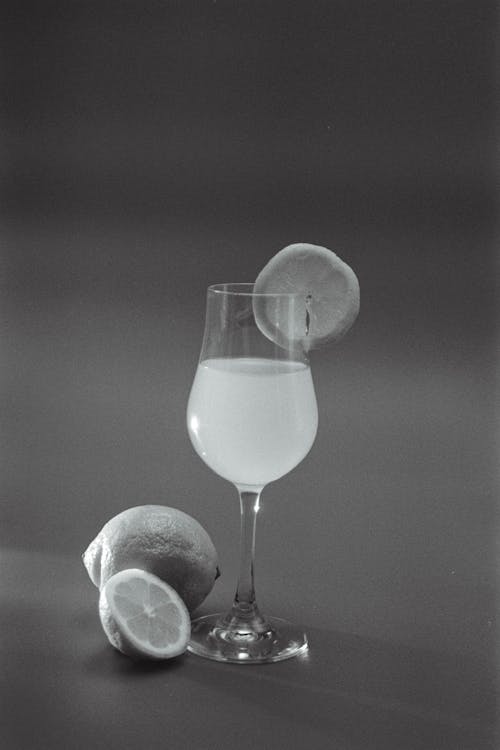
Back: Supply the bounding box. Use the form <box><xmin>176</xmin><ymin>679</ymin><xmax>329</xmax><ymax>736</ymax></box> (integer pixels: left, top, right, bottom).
<box><xmin>188</xmin><ymin>613</ymin><xmax>308</xmax><ymax>664</ymax></box>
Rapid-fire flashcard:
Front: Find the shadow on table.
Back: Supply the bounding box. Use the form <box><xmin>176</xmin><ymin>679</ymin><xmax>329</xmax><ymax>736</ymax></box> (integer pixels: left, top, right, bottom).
<box><xmin>184</xmin><ymin>625</ymin><xmax>497</xmax><ymax>750</ymax></box>
<box><xmin>84</xmin><ymin>642</ymin><xmax>189</xmax><ymax>677</ymax></box>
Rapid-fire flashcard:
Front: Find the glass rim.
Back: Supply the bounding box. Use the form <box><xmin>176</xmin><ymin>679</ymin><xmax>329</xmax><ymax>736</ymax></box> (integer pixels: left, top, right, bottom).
<box><xmin>207</xmin><ymin>283</ymin><xmax>304</xmax><ymax>298</ymax></box>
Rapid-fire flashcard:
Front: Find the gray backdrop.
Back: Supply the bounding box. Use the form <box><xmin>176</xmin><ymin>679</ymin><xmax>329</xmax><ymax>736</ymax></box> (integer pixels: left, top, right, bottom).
<box><xmin>1</xmin><ymin>1</ymin><xmax>497</xmax><ymax>744</ymax></box>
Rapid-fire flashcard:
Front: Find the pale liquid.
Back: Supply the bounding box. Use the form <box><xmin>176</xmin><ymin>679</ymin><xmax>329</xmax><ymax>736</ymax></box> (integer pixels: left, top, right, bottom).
<box><xmin>187</xmin><ymin>357</ymin><xmax>318</xmax><ymax>487</ymax></box>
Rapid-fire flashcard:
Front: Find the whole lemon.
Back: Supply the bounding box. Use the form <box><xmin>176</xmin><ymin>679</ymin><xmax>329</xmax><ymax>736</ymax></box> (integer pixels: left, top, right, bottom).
<box><xmin>83</xmin><ymin>505</ymin><xmax>219</xmax><ymax>613</ymax></box>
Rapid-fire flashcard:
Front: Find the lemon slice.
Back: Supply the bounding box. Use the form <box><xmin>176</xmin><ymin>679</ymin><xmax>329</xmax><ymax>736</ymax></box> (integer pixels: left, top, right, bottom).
<box><xmin>98</xmin><ymin>569</ymin><xmax>191</xmax><ymax>660</ymax></box>
<box><xmin>253</xmin><ymin>243</ymin><xmax>360</xmax><ymax>350</ymax></box>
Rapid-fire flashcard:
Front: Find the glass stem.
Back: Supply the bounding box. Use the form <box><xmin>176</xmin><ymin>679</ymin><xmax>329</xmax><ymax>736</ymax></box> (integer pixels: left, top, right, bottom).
<box><xmin>224</xmin><ymin>488</ymin><xmax>268</xmax><ymax>632</ymax></box>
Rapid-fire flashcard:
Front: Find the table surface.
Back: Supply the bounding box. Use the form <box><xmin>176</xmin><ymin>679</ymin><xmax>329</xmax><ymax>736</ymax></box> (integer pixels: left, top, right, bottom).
<box><xmin>1</xmin><ymin>544</ymin><xmax>496</xmax><ymax>750</ymax></box>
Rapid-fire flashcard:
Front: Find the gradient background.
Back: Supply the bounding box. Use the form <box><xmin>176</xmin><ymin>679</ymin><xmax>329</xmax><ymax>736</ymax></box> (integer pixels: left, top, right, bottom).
<box><xmin>1</xmin><ymin>1</ymin><xmax>498</xmax><ymax>747</ymax></box>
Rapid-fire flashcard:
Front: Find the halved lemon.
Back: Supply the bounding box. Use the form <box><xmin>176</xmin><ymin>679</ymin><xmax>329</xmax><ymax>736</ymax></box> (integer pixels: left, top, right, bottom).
<box><xmin>98</xmin><ymin>569</ymin><xmax>191</xmax><ymax>660</ymax></box>
<box><xmin>253</xmin><ymin>242</ymin><xmax>360</xmax><ymax>350</ymax></box>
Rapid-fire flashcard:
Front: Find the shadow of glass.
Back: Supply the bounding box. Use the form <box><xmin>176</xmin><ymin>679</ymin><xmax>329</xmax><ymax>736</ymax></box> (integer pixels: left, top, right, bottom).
<box><xmin>183</xmin><ymin>625</ymin><xmax>497</xmax><ymax>750</ymax></box>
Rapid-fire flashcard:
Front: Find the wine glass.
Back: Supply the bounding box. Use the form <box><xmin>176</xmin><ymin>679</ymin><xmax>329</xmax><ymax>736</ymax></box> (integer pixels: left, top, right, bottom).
<box><xmin>186</xmin><ymin>283</ymin><xmax>318</xmax><ymax>663</ymax></box>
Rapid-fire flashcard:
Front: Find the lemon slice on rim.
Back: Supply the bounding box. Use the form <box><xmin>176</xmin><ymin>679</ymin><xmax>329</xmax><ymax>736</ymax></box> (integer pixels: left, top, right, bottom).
<box><xmin>98</xmin><ymin>569</ymin><xmax>191</xmax><ymax>660</ymax></box>
<box><xmin>253</xmin><ymin>243</ymin><xmax>360</xmax><ymax>350</ymax></box>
